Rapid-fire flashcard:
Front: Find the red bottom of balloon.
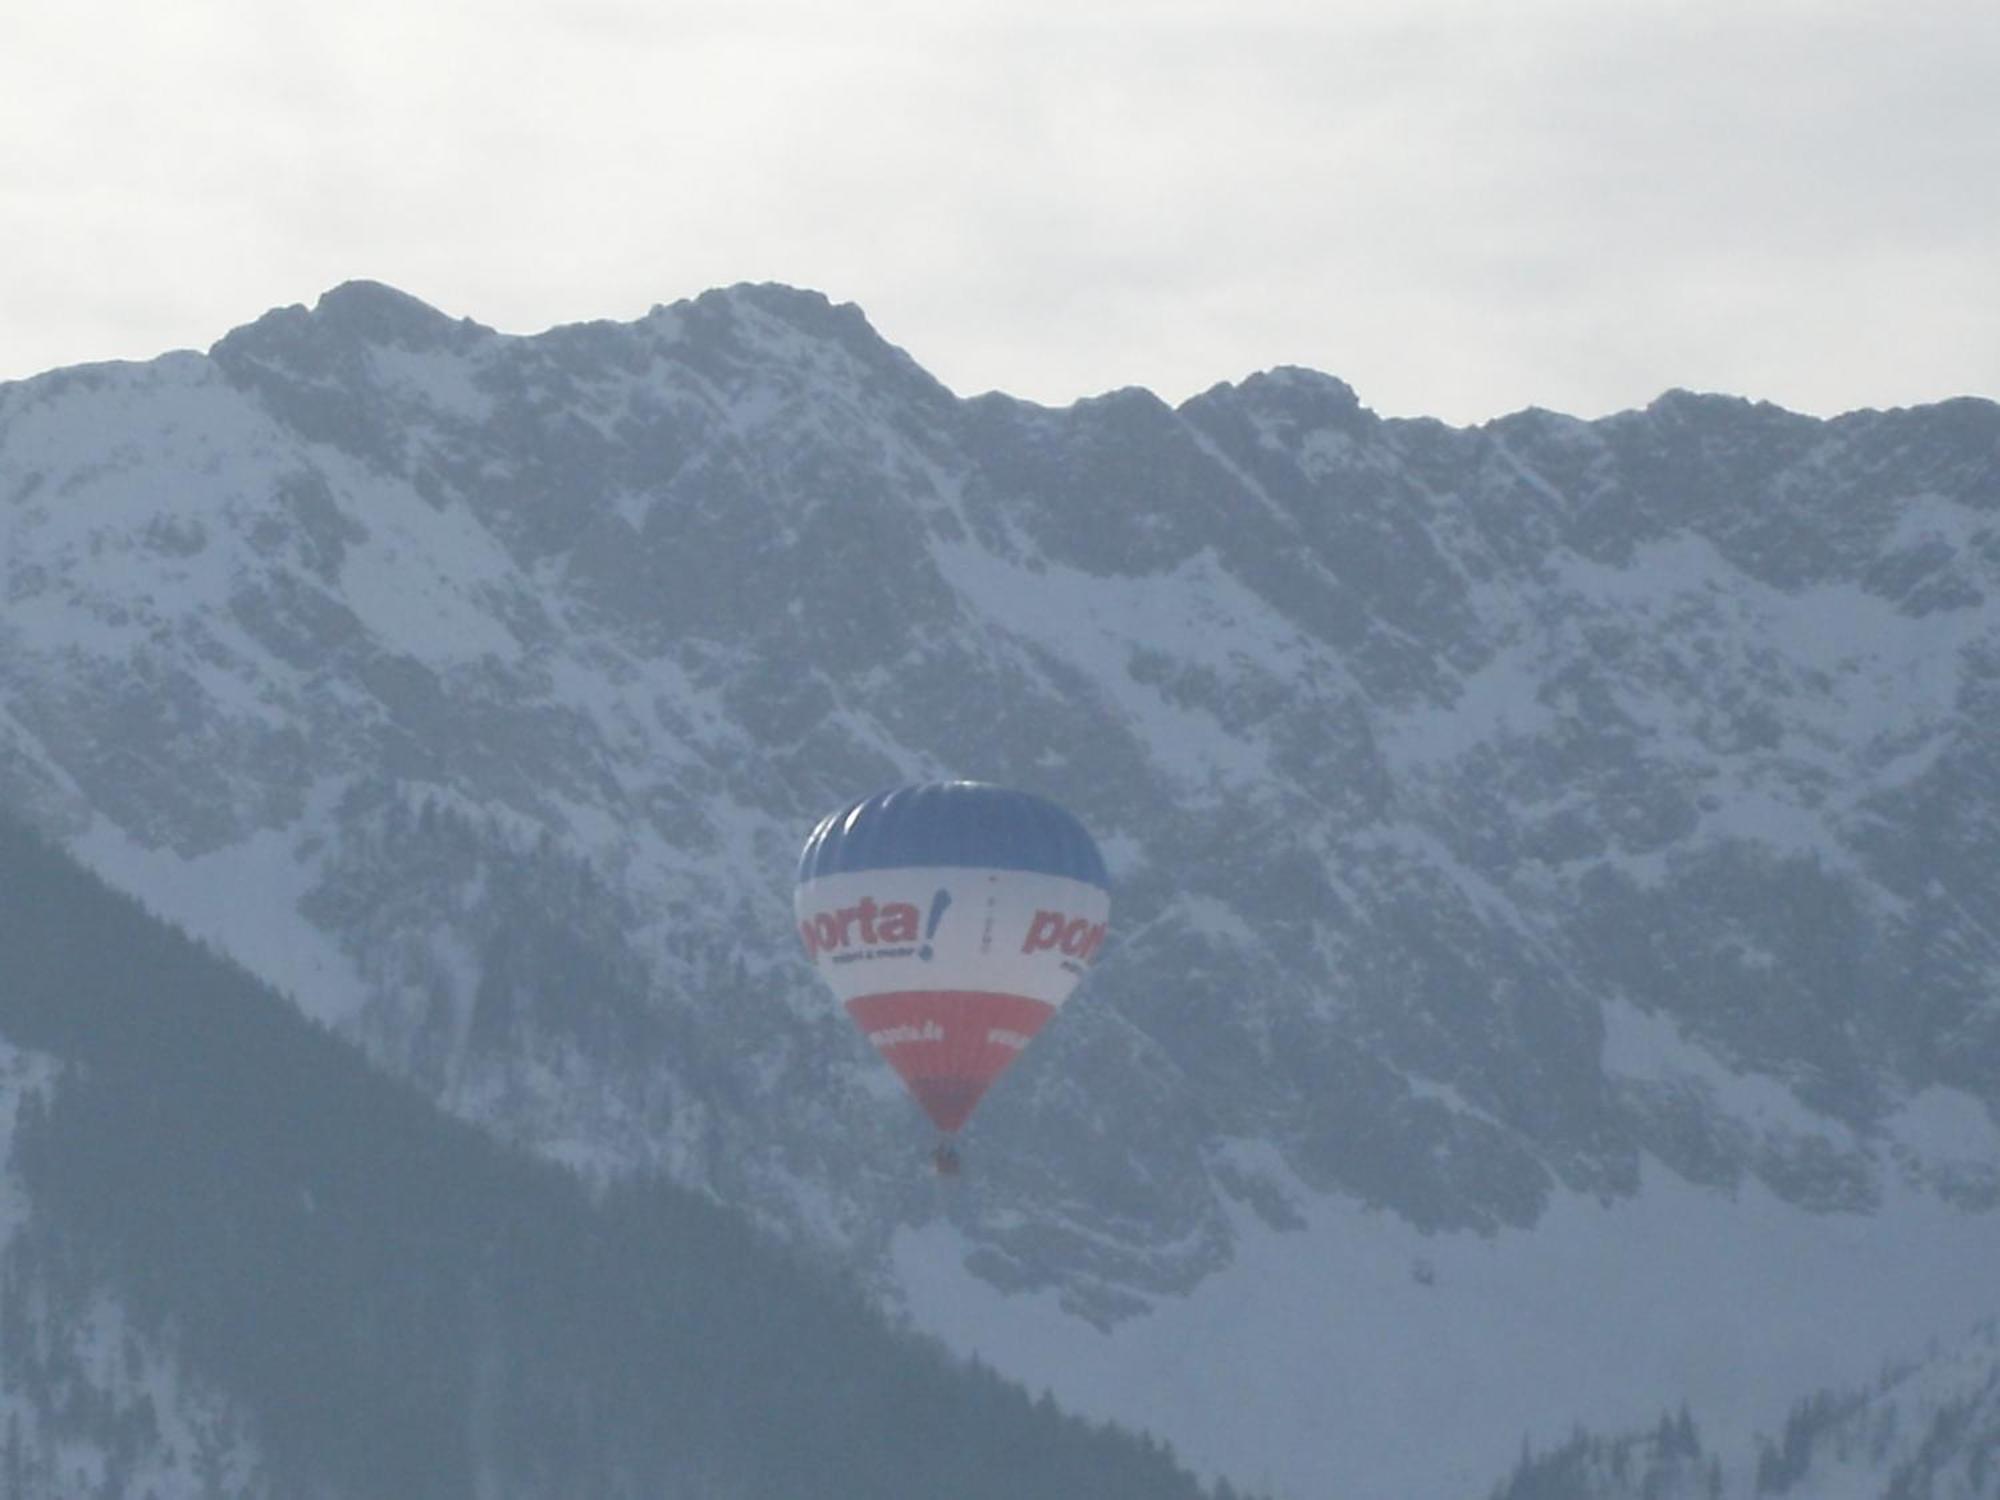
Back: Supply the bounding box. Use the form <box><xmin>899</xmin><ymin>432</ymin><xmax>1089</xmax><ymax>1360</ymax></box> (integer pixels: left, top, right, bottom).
<box><xmin>845</xmin><ymin>990</ymin><xmax>1057</xmax><ymax>1133</ymax></box>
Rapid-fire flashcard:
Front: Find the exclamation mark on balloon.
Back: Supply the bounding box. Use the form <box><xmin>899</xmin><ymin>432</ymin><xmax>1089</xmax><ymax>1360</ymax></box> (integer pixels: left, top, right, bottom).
<box><xmin>919</xmin><ymin>888</ymin><xmax>952</xmax><ymax>961</ymax></box>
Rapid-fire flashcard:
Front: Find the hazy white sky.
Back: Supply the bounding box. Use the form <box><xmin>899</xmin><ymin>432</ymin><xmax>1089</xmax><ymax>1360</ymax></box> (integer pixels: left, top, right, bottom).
<box><xmin>4</xmin><ymin>0</ymin><xmax>1997</xmax><ymax>423</ymax></box>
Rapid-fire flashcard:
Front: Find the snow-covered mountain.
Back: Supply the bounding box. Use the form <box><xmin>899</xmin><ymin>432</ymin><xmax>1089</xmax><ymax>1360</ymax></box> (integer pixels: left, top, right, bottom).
<box><xmin>3</xmin><ymin>281</ymin><xmax>1998</xmax><ymax>1497</ymax></box>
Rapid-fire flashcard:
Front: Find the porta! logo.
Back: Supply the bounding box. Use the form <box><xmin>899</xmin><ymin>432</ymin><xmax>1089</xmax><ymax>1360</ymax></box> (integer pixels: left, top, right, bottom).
<box><xmin>799</xmin><ymin>890</ymin><xmax>952</xmax><ymax>963</ymax></box>
<box><xmin>1022</xmin><ymin>910</ymin><xmax>1107</xmax><ymax>965</ymax></box>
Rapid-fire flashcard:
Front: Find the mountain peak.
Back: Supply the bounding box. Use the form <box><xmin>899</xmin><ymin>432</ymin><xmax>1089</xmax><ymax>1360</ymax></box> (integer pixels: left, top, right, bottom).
<box><xmin>653</xmin><ymin>281</ymin><xmax>952</xmax><ymax>407</ymax></box>
<box><xmin>1184</xmin><ymin>363</ymin><xmax>1374</xmax><ymax>440</ymax></box>
<box><xmin>209</xmin><ymin>280</ymin><xmax>486</xmax><ymax>379</ymax></box>
<box><xmin>660</xmin><ymin>282</ymin><xmax>884</xmax><ymax>354</ymax></box>
<box><xmin>310</xmin><ymin>280</ymin><xmax>476</xmax><ymax>349</ymax></box>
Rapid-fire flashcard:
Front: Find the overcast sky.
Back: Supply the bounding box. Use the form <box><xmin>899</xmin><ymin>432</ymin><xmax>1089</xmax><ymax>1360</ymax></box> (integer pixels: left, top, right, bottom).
<box><xmin>5</xmin><ymin>0</ymin><xmax>1997</xmax><ymax>424</ymax></box>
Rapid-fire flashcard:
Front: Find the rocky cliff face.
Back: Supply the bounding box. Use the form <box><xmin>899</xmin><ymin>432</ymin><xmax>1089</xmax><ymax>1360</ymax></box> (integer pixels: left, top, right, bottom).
<box><xmin>4</xmin><ymin>281</ymin><xmax>1998</xmax><ymax>1494</ymax></box>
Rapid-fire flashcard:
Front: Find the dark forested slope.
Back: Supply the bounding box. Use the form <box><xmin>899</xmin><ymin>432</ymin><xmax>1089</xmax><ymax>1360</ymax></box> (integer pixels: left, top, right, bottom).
<box><xmin>0</xmin><ymin>813</ymin><xmax>1225</xmax><ymax>1499</ymax></box>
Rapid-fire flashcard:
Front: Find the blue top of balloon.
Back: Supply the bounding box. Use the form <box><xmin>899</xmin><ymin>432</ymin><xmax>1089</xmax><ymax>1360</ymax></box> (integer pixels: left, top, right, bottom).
<box><xmin>797</xmin><ymin>781</ymin><xmax>1110</xmax><ymax>890</ymax></box>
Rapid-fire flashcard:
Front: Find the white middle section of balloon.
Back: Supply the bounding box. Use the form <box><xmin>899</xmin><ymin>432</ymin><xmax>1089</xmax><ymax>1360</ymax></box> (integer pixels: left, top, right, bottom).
<box><xmin>794</xmin><ymin>866</ymin><xmax>1110</xmax><ymax>1008</ymax></box>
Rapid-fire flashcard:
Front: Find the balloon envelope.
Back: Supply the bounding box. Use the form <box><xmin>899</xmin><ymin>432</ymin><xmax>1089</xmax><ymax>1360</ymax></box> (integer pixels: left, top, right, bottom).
<box><xmin>795</xmin><ymin>782</ymin><xmax>1110</xmax><ymax>1134</ymax></box>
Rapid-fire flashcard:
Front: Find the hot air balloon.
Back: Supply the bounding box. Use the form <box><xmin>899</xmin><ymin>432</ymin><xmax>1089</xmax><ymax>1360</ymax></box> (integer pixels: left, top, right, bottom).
<box><xmin>795</xmin><ymin>782</ymin><xmax>1110</xmax><ymax>1170</ymax></box>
